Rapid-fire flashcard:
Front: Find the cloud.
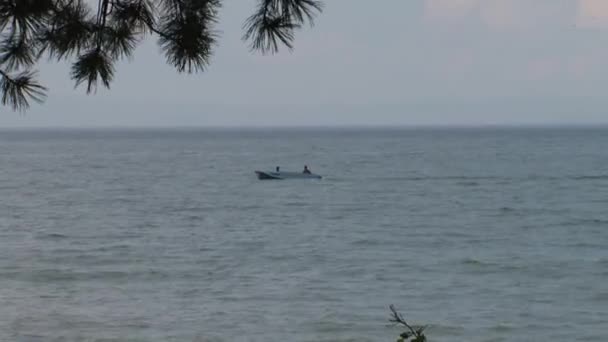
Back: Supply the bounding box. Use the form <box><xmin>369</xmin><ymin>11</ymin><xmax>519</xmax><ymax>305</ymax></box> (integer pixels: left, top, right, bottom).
<box><xmin>424</xmin><ymin>0</ymin><xmax>478</xmax><ymax>21</ymax></box>
<box><xmin>425</xmin><ymin>0</ymin><xmax>579</xmax><ymax>30</ymax></box>
<box><xmin>577</xmin><ymin>0</ymin><xmax>608</xmax><ymax>28</ymax></box>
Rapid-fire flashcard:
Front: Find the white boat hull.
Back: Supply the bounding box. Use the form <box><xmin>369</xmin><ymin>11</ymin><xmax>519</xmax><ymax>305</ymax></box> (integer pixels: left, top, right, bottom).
<box><xmin>255</xmin><ymin>171</ymin><xmax>322</xmax><ymax>180</ymax></box>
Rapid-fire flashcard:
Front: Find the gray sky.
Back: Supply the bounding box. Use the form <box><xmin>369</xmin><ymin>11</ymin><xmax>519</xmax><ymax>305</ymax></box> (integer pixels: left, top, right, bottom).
<box><xmin>2</xmin><ymin>0</ymin><xmax>608</xmax><ymax>127</ymax></box>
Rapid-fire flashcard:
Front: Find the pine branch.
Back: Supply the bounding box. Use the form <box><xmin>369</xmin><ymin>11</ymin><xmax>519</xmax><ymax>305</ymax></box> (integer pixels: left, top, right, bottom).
<box><xmin>37</xmin><ymin>0</ymin><xmax>95</xmax><ymax>61</ymax></box>
<box><xmin>70</xmin><ymin>48</ymin><xmax>114</xmax><ymax>93</ymax></box>
<box><xmin>0</xmin><ymin>32</ymin><xmax>38</xmax><ymax>71</ymax></box>
<box><xmin>0</xmin><ymin>0</ymin><xmax>324</xmax><ymax>112</ymax></box>
<box><xmin>0</xmin><ymin>68</ymin><xmax>47</xmax><ymax>112</ymax></box>
<box><xmin>243</xmin><ymin>0</ymin><xmax>322</xmax><ymax>54</ymax></box>
<box><xmin>156</xmin><ymin>0</ymin><xmax>220</xmax><ymax>73</ymax></box>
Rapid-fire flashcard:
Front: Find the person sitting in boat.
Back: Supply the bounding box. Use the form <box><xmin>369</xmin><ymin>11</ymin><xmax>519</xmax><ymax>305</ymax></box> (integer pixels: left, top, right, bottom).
<box><xmin>303</xmin><ymin>165</ymin><xmax>311</xmax><ymax>174</ymax></box>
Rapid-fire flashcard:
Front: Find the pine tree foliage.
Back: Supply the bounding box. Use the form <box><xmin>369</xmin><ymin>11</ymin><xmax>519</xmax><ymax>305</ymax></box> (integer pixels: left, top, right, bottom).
<box><xmin>0</xmin><ymin>0</ymin><xmax>322</xmax><ymax>111</ymax></box>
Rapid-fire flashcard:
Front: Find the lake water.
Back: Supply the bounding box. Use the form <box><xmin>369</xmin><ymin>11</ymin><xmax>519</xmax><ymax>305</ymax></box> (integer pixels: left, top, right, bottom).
<box><xmin>1</xmin><ymin>128</ymin><xmax>607</xmax><ymax>341</ymax></box>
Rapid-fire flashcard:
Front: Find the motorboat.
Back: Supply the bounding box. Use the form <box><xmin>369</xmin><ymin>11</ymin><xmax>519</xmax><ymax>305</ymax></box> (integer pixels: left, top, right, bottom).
<box><xmin>255</xmin><ymin>170</ymin><xmax>322</xmax><ymax>180</ymax></box>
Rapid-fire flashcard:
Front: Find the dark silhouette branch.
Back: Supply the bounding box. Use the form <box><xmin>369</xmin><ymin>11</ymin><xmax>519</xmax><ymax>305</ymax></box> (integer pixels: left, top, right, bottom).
<box><xmin>0</xmin><ymin>68</ymin><xmax>47</xmax><ymax>112</ymax></box>
<box><xmin>0</xmin><ymin>0</ymin><xmax>323</xmax><ymax>111</ymax></box>
<box><xmin>389</xmin><ymin>305</ymin><xmax>428</xmax><ymax>342</ymax></box>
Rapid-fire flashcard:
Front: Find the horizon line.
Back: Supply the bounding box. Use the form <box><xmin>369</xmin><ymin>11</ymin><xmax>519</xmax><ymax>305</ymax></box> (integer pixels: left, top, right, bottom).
<box><xmin>2</xmin><ymin>123</ymin><xmax>608</xmax><ymax>131</ymax></box>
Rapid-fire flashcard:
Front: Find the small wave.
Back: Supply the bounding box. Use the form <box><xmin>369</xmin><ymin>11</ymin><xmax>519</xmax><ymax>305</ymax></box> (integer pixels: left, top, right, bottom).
<box><xmin>90</xmin><ymin>244</ymin><xmax>133</xmax><ymax>252</ymax></box>
<box><xmin>591</xmin><ymin>292</ymin><xmax>608</xmax><ymax>301</ymax></box>
<box><xmin>306</xmin><ymin>319</ymin><xmax>359</xmax><ymax>334</ymax></box>
<box><xmin>186</xmin><ymin>215</ymin><xmax>205</xmax><ymax>221</ymax></box>
<box><xmin>425</xmin><ymin>324</ymin><xmax>464</xmax><ymax>335</ymax></box>
<box><xmin>38</xmin><ymin>233</ymin><xmax>69</xmax><ymax>239</ymax></box>
<box><xmin>442</xmin><ymin>231</ymin><xmax>472</xmax><ymax>238</ymax></box>
<box><xmin>439</xmin><ymin>176</ymin><xmax>501</xmax><ymax>181</ymax></box>
<box><xmin>565</xmin><ymin>241</ymin><xmax>604</xmax><ymax>248</ymax></box>
<box><xmin>27</xmin><ymin>270</ymin><xmax>128</xmax><ymax>282</ymax></box>
<box><xmin>489</xmin><ymin>323</ymin><xmax>516</xmax><ymax>332</ymax></box>
<box><xmin>378</xmin><ymin>176</ymin><xmax>503</xmax><ymax>182</ymax></box>
<box><xmin>584</xmin><ymin>218</ymin><xmax>608</xmax><ymax>224</ymax></box>
<box><xmin>168</xmin><ymin>206</ymin><xmax>210</xmax><ymax>213</ymax></box>
<box><xmin>462</xmin><ymin>258</ymin><xmax>486</xmax><ymax>266</ymax></box>
<box><xmin>351</xmin><ymin>238</ymin><xmax>384</xmax><ymax>247</ymax></box>
<box><xmin>558</xmin><ymin>218</ymin><xmax>608</xmax><ymax>227</ymax></box>
<box><xmin>525</xmin><ymin>175</ymin><xmax>560</xmax><ymax>181</ymax></box>
<box><xmin>457</xmin><ymin>181</ymin><xmax>479</xmax><ymax>186</ymax></box>
<box><xmin>460</xmin><ymin>258</ymin><xmax>525</xmax><ymax>273</ymax></box>
<box><xmin>285</xmin><ymin>202</ymin><xmax>309</xmax><ymax>207</ymax></box>
<box><xmin>381</xmin><ymin>174</ymin><xmax>608</xmax><ymax>182</ymax></box>
<box><xmin>23</xmin><ymin>269</ymin><xmax>176</xmax><ymax>282</ymax></box>
<box><xmin>596</xmin><ymin>258</ymin><xmax>608</xmax><ymax>265</ymax></box>
<box><xmin>89</xmin><ymin>164</ymin><xmax>107</xmax><ymax>169</ymax></box>
<box><xmin>222</xmin><ymin>204</ymin><xmax>263</xmax><ymax>211</ymax></box>
<box><xmin>569</xmin><ymin>175</ymin><xmax>608</xmax><ymax>180</ymax></box>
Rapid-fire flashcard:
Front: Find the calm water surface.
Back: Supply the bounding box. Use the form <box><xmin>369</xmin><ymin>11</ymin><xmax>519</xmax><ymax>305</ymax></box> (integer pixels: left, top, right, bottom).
<box><xmin>1</xmin><ymin>128</ymin><xmax>607</xmax><ymax>341</ymax></box>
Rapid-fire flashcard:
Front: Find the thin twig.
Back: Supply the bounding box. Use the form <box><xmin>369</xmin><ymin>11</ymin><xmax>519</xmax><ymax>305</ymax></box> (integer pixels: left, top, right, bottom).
<box><xmin>389</xmin><ymin>305</ymin><xmax>418</xmax><ymax>337</ymax></box>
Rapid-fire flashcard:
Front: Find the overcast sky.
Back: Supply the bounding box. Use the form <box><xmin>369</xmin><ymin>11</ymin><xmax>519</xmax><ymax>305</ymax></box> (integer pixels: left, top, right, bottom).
<box><xmin>2</xmin><ymin>0</ymin><xmax>608</xmax><ymax>127</ymax></box>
